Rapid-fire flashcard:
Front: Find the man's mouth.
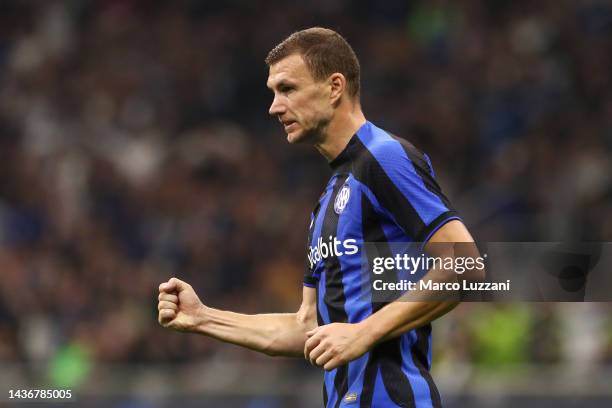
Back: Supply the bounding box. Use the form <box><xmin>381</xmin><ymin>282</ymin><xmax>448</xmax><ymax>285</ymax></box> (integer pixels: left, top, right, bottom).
<box><xmin>282</xmin><ymin>120</ymin><xmax>297</xmax><ymax>130</ymax></box>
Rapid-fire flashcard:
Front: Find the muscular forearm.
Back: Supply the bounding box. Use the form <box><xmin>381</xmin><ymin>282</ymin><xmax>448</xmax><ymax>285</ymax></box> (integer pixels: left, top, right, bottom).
<box><xmin>159</xmin><ymin>279</ymin><xmax>319</xmax><ymax>358</ymax></box>
<box><xmin>302</xmin><ymin>291</ymin><xmax>459</xmax><ymax>371</ymax></box>
<box><xmin>359</xmin><ymin>300</ymin><xmax>458</xmax><ymax>345</ymax></box>
<box><xmin>359</xmin><ymin>255</ymin><xmax>470</xmax><ymax>346</ymax></box>
<box><xmin>194</xmin><ymin>306</ymin><xmax>315</xmax><ymax>357</ymax></box>
<box><xmin>360</xmin><ymin>242</ymin><xmax>482</xmax><ymax>345</ymax></box>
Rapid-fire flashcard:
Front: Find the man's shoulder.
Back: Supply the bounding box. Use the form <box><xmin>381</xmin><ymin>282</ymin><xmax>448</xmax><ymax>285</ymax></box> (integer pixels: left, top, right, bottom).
<box><xmin>353</xmin><ymin>122</ymin><xmax>421</xmax><ymax>172</ymax></box>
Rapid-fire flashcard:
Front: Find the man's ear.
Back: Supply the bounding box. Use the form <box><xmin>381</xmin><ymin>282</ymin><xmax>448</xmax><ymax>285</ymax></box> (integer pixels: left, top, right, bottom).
<box><xmin>329</xmin><ymin>73</ymin><xmax>346</xmax><ymax>104</ymax></box>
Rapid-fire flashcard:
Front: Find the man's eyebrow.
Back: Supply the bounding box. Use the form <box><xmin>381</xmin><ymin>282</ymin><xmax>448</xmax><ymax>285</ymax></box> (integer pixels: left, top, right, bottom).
<box><xmin>267</xmin><ymin>79</ymin><xmax>295</xmax><ymax>91</ymax></box>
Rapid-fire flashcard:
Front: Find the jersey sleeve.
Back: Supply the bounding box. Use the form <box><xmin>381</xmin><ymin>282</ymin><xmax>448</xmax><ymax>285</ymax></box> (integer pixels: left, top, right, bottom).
<box><xmin>303</xmin><ymin>267</ymin><xmax>318</xmax><ymax>287</ymax></box>
<box><xmin>303</xmin><ymin>212</ymin><xmax>319</xmax><ymax>287</ymax></box>
<box><xmin>359</xmin><ymin>140</ymin><xmax>460</xmax><ymax>242</ymax></box>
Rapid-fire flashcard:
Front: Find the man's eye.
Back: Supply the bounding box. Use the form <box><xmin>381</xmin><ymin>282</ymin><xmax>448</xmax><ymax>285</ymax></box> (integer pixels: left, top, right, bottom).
<box><xmin>280</xmin><ymin>86</ymin><xmax>294</xmax><ymax>93</ymax></box>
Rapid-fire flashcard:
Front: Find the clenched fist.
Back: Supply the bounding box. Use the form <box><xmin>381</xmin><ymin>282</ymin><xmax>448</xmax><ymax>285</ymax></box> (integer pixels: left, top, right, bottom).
<box><xmin>158</xmin><ymin>277</ymin><xmax>205</xmax><ymax>332</ymax></box>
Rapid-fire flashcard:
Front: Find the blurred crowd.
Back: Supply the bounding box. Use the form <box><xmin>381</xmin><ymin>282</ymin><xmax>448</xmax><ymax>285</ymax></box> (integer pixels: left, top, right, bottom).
<box><xmin>0</xmin><ymin>0</ymin><xmax>611</xmax><ymax>391</ymax></box>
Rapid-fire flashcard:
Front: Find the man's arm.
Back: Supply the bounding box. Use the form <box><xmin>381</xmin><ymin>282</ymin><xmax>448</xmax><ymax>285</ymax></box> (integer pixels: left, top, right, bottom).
<box><xmin>305</xmin><ymin>220</ymin><xmax>483</xmax><ymax>370</ymax></box>
<box><xmin>158</xmin><ymin>279</ymin><xmax>317</xmax><ymax>357</ymax></box>
<box><xmin>360</xmin><ymin>220</ymin><xmax>481</xmax><ymax>342</ymax></box>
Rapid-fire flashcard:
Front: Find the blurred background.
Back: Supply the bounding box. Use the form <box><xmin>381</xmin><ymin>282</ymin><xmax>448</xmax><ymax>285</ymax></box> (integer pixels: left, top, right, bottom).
<box><xmin>1</xmin><ymin>0</ymin><xmax>611</xmax><ymax>407</ymax></box>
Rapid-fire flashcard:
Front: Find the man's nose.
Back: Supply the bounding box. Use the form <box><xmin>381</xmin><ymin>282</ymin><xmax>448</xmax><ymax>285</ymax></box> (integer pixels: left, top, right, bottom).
<box><xmin>268</xmin><ymin>96</ymin><xmax>285</xmax><ymax>116</ymax></box>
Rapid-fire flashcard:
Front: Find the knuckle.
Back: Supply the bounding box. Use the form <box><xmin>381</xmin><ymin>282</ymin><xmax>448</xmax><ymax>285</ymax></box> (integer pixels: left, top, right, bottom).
<box><xmin>160</xmin><ymin>309</ymin><xmax>174</xmax><ymax>319</ymax></box>
<box><xmin>165</xmin><ymin>301</ymin><xmax>178</xmax><ymax>310</ymax></box>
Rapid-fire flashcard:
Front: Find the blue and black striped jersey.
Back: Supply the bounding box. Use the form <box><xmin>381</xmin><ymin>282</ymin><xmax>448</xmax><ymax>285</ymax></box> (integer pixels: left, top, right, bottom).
<box><xmin>305</xmin><ymin>121</ymin><xmax>460</xmax><ymax>408</ymax></box>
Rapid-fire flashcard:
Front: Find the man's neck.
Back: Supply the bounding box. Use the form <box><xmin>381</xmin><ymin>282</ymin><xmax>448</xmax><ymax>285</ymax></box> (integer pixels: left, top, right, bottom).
<box><xmin>314</xmin><ymin>105</ymin><xmax>366</xmax><ymax>162</ymax></box>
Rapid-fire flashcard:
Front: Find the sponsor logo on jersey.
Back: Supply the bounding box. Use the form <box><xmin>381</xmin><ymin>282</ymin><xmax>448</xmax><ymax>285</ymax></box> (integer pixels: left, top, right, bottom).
<box><xmin>307</xmin><ymin>236</ymin><xmax>358</xmax><ymax>269</ymax></box>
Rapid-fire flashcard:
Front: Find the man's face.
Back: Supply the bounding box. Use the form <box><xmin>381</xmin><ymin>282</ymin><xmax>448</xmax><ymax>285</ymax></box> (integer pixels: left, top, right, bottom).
<box><xmin>267</xmin><ymin>54</ymin><xmax>332</xmax><ymax>144</ymax></box>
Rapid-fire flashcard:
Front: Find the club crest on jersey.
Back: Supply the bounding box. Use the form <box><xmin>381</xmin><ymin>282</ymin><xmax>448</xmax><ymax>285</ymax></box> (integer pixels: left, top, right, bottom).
<box><xmin>334</xmin><ymin>183</ymin><xmax>351</xmax><ymax>214</ymax></box>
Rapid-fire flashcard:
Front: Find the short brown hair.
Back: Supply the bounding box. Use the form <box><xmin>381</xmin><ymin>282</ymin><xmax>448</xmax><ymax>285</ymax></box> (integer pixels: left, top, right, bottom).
<box><xmin>265</xmin><ymin>27</ymin><xmax>361</xmax><ymax>98</ymax></box>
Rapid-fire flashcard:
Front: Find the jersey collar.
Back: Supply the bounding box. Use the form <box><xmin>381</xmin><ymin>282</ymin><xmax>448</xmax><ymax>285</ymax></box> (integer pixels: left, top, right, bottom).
<box><xmin>329</xmin><ymin>120</ymin><xmax>370</xmax><ymax>170</ymax></box>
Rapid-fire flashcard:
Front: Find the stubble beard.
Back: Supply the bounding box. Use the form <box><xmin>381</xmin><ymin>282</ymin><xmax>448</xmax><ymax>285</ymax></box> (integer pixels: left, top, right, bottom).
<box><xmin>294</xmin><ymin>117</ymin><xmax>331</xmax><ymax>146</ymax></box>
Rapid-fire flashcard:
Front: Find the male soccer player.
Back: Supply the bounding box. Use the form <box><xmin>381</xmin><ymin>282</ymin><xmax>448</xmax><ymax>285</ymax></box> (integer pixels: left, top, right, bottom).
<box><xmin>158</xmin><ymin>27</ymin><xmax>480</xmax><ymax>407</ymax></box>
